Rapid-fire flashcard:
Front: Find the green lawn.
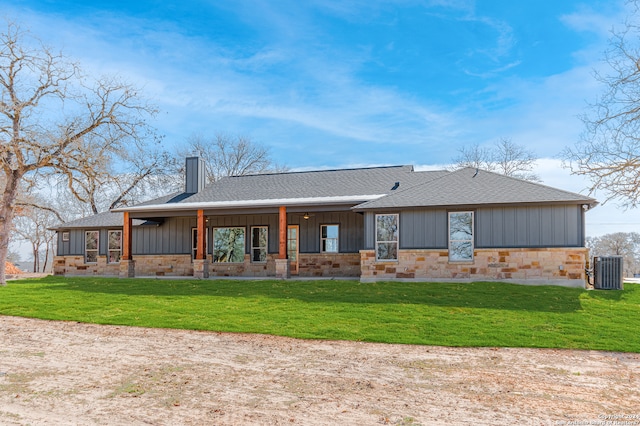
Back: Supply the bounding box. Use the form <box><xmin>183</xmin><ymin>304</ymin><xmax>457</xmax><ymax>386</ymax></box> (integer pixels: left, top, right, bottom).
<box><xmin>1</xmin><ymin>276</ymin><xmax>638</xmax><ymax>352</ymax></box>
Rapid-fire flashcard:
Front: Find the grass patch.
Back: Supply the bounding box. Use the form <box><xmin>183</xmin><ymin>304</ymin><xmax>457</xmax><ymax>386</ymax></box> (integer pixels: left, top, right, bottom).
<box><xmin>1</xmin><ymin>276</ymin><xmax>639</xmax><ymax>352</ymax></box>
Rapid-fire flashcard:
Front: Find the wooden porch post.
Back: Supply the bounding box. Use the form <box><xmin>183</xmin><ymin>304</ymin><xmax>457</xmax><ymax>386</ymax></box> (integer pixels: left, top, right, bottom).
<box><xmin>196</xmin><ymin>209</ymin><xmax>206</xmax><ymax>260</ymax></box>
<box><xmin>276</xmin><ymin>206</ymin><xmax>290</xmax><ymax>278</ymax></box>
<box><xmin>279</xmin><ymin>206</ymin><xmax>287</xmax><ymax>259</ymax></box>
<box><xmin>122</xmin><ymin>211</ymin><xmax>132</xmax><ymax>261</ymax></box>
<box><xmin>193</xmin><ymin>209</ymin><xmax>209</xmax><ymax>278</ymax></box>
<box><xmin>120</xmin><ymin>211</ymin><xmax>135</xmax><ymax>278</ymax></box>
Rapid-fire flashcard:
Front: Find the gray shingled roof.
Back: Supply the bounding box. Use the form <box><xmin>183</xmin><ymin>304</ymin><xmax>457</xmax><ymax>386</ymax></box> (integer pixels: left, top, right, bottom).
<box><xmin>100</xmin><ymin>166</ymin><xmax>597</xmax><ymax>218</ymax></box>
<box><xmin>116</xmin><ymin>166</ymin><xmax>449</xmax><ymax>212</ymax></box>
<box><xmin>354</xmin><ymin>167</ymin><xmax>597</xmax><ymax>210</ymax></box>
<box><xmin>188</xmin><ymin>165</ymin><xmax>420</xmax><ymax>202</ymax></box>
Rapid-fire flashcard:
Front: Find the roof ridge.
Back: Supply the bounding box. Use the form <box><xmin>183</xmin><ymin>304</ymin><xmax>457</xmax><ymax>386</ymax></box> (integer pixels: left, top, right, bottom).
<box><xmin>227</xmin><ymin>164</ymin><xmax>413</xmax><ymax>178</ymax></box>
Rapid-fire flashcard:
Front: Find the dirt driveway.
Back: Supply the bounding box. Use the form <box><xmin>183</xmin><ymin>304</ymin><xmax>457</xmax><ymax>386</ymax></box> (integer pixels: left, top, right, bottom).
<box><xmin>1</xmin><ymin>316</ymin><xmax>639</xmax><ymax>425</ymax></box>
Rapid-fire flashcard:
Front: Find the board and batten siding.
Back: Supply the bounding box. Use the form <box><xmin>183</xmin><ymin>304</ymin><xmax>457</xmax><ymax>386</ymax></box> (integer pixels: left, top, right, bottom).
<box><xmin>57</xmin><ymin>211</ymin><xmax>364</xmax><ymax>257</ymax></box>
<box><xmin>57</xmin><ymin>229</ymin><xmax>86</xmax><ymax>256</ymax></box>
<box><xmin>133</xmin><ymin>217</ymin><xmax>194</xmax><ymax>255</ymax></box>
<box><xmin>208</xmin><ymin>211</ymin><xmax>363</xmax><ymax>254</ymax></box>
<box><xmin>475</xmin><ymin>205</ymin><xmax>585</xmax><ymax>248</ymax></box>
<box><xmin>363</xmin><ymin>205</ymin><xmax>586</xmax><ymax>251</ymax></box>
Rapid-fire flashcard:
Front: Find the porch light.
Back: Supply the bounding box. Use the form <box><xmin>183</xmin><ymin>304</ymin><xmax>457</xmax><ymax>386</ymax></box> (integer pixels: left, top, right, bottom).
<box><xmin>303</xmin><ymin>213</ymin><xmax>310</xmax><ymax>220</ymax></box>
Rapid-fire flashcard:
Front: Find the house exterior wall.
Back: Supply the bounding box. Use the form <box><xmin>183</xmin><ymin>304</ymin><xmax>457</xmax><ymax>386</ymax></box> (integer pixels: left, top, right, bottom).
<box><xmin>54</xmin><ymin>211</ymin><xmax>364</xmax><ymax>277</ymax></box>
<box><xmin>364</xmin><ymin>205</ymin><xmax>585</xmax><ymax>250</ymax></box>
<box><xmin>56</xmin><ymin>212</ymin><xmax>364</xmax><ymax>257</ymax></box>
<box><xmin>54</xmin><ymin>206</ymin><xmax>588</xmax><ymax>284</ymax></box>
<box><xmin>360</xmin><ymin>247</ymin><xmax>588</xmax><ymax>287</ymax></box>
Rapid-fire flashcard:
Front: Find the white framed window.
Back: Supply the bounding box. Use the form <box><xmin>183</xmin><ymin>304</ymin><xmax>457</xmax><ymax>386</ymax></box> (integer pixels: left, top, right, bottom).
<box><xmin>321</xmin><ymin>224</ymin><xmax>339</xmax><ymax>253</ymax></box>
<box><xmin>107</xmin><ymin>230</ymin><xmax>122</xmax><ymax>264</ymax></box>
<box><xmin>213</xmin><ymin>227</ymin><xmax>245</xmax><ymax>263</ymax></box>
<box><xmin>85</xmin><ymin>230</ymin><xmax>99</xmax><ymax>264</ymax></box>
<box><xmin>449</xmin><ymin>211</ymin><xmax>474</xmax><ymax>262</ymax></box>
<box><xmin>191</xmin><ymin>227</ymin><xmax>209</xmax><ymax>260</ymax></box>
<box><xmin>251</xmin><ymin>226</ymin><xmax>268</xmax><ymax>262</ymax></box>
<box><xmin>62</xmin><ymin>232</ymin><xmax>70</xmax><ymax>242</ymax></box>
<box><xmin>375</xmin><ymin>214</ymin><xmax>398</xmax><ymax>261</ymax></box>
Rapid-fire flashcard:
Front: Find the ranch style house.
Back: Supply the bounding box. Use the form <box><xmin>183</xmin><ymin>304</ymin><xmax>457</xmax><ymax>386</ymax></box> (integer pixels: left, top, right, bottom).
<box><xmin>53</xmin><ymin>157</ymin><xmax>597</xmax><ymax>287</ymax></box>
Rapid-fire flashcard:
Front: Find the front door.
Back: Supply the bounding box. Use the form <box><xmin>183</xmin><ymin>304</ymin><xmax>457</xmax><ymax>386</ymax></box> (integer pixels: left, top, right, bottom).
<box><xmin>287</xmin><ymin>225</ymin><xmax>299</xmax><ymax>275</ymax></box>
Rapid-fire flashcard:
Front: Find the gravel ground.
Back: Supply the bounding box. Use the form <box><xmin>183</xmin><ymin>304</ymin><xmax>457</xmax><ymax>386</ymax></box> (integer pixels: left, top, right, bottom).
<box><xmin>1</xmin><ymin>315</ymin><xmax>639</xmax><ymax>425</ymax></box>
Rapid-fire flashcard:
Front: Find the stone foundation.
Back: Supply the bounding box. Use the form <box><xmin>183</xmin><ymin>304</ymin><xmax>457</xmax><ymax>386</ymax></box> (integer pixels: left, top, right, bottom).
<box><xmin>360</xmin><ymin>248</ymin><xmax>588</xmax><ymax>287</ymax></box>
<box><xmin>133</xmin><ymin>255</ymin><xmax>194</xmax><ymax>276</ymax></box>
<box><xmin>193</xmin><ymin>259</ymin><xmax>209</xmax><ymax>279</ymax></box>
<box><xmin>275</xmin><ymin>258</ymin><xmax>290</xmax><ymax>279</ymax></box>
<box><xmin>53</xmin><ymin>256</ymin><xmax>120</xmax><ymax>276</ymax></box>
<box><xmin>208</xmin><ymin>254</ymin><xmax>277</xmax><ymax>277</ymax></box>
<box><xmin>55</xmin><ymin>252</ymin><xmax>363</xmax><ymax>278</ymax></box>
<box><xmin>119</xmin><ymin>260</ymin><xmax>136</xmax><ymax>278</ymax></box>
<box><xmin>54</xmin><ymin>255</ymin><xmax>194</xmax><ymax>277</ymax></box>
<box><xmin>298</xmin><ymin>253</ymin><xmax>361</xmax><ymax>277</ymax></box>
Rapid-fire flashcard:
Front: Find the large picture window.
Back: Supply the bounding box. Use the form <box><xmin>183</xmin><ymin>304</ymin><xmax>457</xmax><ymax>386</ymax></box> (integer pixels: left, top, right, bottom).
<box><xmin>375</xmin><ymin>214</ymin><xmax>398</xmax><ymax>261</ymax></box>
<box><xmin>321</xmin><ymin>224</ymin><xmax>339</xmax><ymax>253</ymax></box>
<box><xmin>449</xmin><ymin>211</ymin><xmax>474</xmax><ymax>262</ymax></box>
<box><xmin>213</xmin><ymin>227</ymin><xmax>245</xmax><ymax>263</ymax></box>
<box><xmin>251</xmin><ymin>226</ymin><xmax>268</xmax><ymax>262</ymax></box>
<box><xmin>108</xmin><ymin>230</ymin><xmax>122</xmax><ymax>264</ymax></box>
<box><xmin>85</xmin><ymin>230</ymin><xmax>99</xmax><ymax>264</ymax></box>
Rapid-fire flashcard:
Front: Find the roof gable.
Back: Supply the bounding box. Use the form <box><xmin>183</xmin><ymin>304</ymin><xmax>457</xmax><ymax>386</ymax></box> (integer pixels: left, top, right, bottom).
<box><xmin>354</xmin><ymin>167</ymin><xmax>597</xmax><ymax>210</ymax></box>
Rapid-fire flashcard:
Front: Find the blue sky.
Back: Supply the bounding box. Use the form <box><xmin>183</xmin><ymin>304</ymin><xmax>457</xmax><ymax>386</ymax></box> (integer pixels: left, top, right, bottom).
<box><xmin>4</xmin><ymin>0</ymin><xmax>639</xmax><ymax>236</ymax></box>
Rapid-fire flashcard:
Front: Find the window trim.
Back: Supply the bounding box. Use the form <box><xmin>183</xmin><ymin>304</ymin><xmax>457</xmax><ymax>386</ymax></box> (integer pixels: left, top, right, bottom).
<box><xmin>320</xmin><ymin>224</ymin><xmax>339</xmax><ymax>253</ymax></box>
<box><xmin>250</xmin><ymin>226</ymin><xmax>268</xmax><ymax>263</ymax></box>
<box><xmin>107</xmin><ymin>230</ymin><xmax>122</xmax><ymax>264</ymax></box>
<box><xmin>212</xmin><ymin>226</ymin><xmax>246</xmax><ymax>263</ymax></box>
<box><xmin>191</xmin><ymin>227</ymin><xmax>210</xmax><ymax>261</ymax></box>
<box><xmin>62</xmin><ymin>232</ymin><xmax>70</xmax><ymax>242</ymax></box>
<box><xmin>85</xmin><ymin>230</ymin><xmax>99</xmax><ymax>264</ymax></box>
<box><xmin>448</xmin><ymin>210</ymin><xmax>475</xmax><ymax>262</ymax></box>
<box><xmin>375</xmin><ymin>213</ymin><xmax>399</xmax><ymax>262</ymax></box>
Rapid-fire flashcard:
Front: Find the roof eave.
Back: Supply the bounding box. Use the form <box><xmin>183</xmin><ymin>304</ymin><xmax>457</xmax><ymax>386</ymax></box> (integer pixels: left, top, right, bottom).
<box><xmin>112</xmin><ymin>194</ymin><xmax>387</xmax><ymax>214</ymax></box>
<box><xmin>353</xmin><ymin>199</ymin><xmax>599</xmax><ymax>211</ymax></box>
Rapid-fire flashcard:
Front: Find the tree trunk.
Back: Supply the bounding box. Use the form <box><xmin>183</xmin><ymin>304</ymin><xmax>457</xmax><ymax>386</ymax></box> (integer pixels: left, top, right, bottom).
<box><xmin>0</xmin><ymin>171</ymin><xmax>22</xmax><ymax>286</ymax></box>
<box><xmin>32</xmin><ymin>242</ymin><xmax>38</xmax><ymax>273</ymax></box>
<box><xmin>43</xmin><ymin>242</ymin><xmax>50</xmax><ymax>273</ymax></box>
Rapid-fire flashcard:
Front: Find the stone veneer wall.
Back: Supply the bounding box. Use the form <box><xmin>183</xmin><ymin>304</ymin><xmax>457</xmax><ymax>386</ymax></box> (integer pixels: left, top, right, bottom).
<box><xmin>54</xmin><ymin>256</ymin><xmax>121</xmax><ymax>276</ymax></box>
<box><xmin>360</xmin><ymin>248</ymin><xmax>588</xmax><ymax>286</ymax></box>
<box><xmin>209</xmin><ymin>254</ymin><xmax>277</xmax><ymax>277</ymax></box>
<box><xmin>135</xmin><ymin>255</ymin><xmax>194</xmax><ymax>276</ymax></box>
<box><xmin>55</xmin><ymin>252</ymin><xmax>362</xmax><ymax>278</ymax></box>
<box><xmin>298</xmin><ymin>253</ymin><xmax>361</xmax><ymax>277</ymax></box>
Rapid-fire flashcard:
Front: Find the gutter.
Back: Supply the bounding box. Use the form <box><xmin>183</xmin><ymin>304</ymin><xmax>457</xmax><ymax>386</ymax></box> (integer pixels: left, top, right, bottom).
<box><xmin>111</xmin><ymin>194</ymin><xmax>387</xmax><ymax>213</ymax></box>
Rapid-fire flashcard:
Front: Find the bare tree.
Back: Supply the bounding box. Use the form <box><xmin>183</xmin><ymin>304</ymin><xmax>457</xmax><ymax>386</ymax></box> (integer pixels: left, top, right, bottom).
<box><xmin>452</xmin><ymin>142</ymin><xmax>494</xmax><ymax>171</ymax></box>
<box><xmin>170</xmin><ymin>133</ymin><xmax>286</xmax><ymax>189</ymax></box>
<box><xmin>6</xmin><ymin>248</ymin><xmax>20</xmax><ymax>265</ymax></box>
<box><xmin>61</xmin><ymin>143</ymin><xmax>172</xmax><ymax>214</ymax></box>
<box><xmin>453</xmin><ymin>138</ymin><xmax>540</xmax><ymax>181</ymax></box>
<box><xmin>0</xmin><ymin>22</ymin><xmax>157</xmax><ymax>285</ymax></box>
<box><xmin>14</xmin><ymin>204</ymin><xmax>57</xmax><ymax>273</ymax></box>
<box><xmin>563</xmin><ymin>2</ymin><xmax>640</xmax><ymax>208</ymax></box>
<box><xmin>586</xmin><ymin>232</ymin><xmax>640</xmax><ymax>277</ymax></box>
